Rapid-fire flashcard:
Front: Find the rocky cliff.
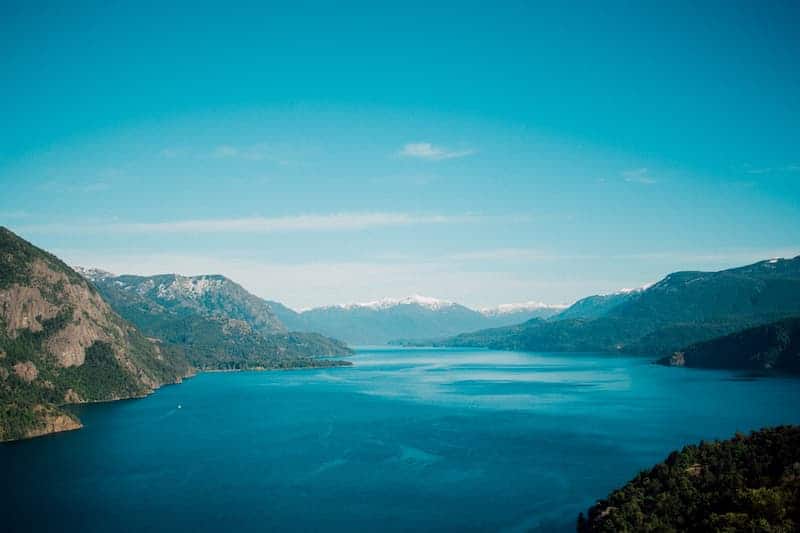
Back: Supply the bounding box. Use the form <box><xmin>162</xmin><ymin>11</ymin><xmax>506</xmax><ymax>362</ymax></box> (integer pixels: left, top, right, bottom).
<box><xmin>0</xmin><ymin>227</ymin><xmax>191</xmax><ymax>441</ymax></box>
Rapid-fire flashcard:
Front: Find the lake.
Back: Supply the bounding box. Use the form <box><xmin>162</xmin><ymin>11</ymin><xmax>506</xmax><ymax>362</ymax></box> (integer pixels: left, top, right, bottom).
<box><xmin>2</xmin><ymin>347</ymin><xmax>800</xmax><ymax>532</ymax></box>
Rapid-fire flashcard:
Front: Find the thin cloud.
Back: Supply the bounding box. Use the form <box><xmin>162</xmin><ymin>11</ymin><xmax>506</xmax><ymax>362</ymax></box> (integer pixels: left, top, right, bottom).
<box><xmin>36</xmin><ymin>179</ymin><xmax>112</xmax><ymax>194</ymax></box>
<box><xmin>448</xmin><ymin>248</ymin><xmax>562</xmax><ymax>262</ymax></box>
<box><xmin>398</xmin><ymin>142</ymin><xmax>474</xmax><ymax>161</ymax></box>
<box><xmin>745</xmin><ymin>164</ymin><xmax>800</xmax><ymax>175</ymax></box>
<box><xmin>17</xmin><ymin>212</ymin><xmax>482</xmax><ymax>235</ymax></box>
<box><xmin>0</xmin><ymin>210</ymin><xmax>30</xmax><ymax>220</ymax></box>
<box><xmin>83</xmin><ymin>182</ymin><xmax>111</xmax><ymax>193</ymax></box>
<box><xmin>446</xmin><ymin>247</ymin><xmax>800</xmax><ymax>264</ymax></box>
<box><xmin>210</xmin><ymin>143</ymin><xmax>291</xmax><ymax>164</ymax></box>
<box><xmin>212</xmin><ymin>145</ymin><xmax>241</xmax><ymax>158</ymax></box>
<box><xmin>159</xmin><ymin>148</ymin><xmax>181</xmax><ymax>158</ymax></box>
<box><xmin>622</xmin><ymin>167</ymin><xmax>657</xmax><ymax>184</ymax></box>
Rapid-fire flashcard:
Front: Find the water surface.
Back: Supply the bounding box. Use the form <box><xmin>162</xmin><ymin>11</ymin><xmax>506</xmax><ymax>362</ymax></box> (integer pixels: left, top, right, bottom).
<box><xmin>3</xmin><ymin>347</ymin><xmax>800</xmax><ymax>532</ymax></box>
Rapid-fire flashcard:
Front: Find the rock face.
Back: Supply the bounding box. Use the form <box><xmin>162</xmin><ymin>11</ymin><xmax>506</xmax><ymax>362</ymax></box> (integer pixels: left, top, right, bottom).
<box><xmin>0</xmin><ymin>227</ymin><xmax>191</xmax><ymax>441</ymax></box>
<box><xmin>24</xmin><ymin>407</ymin><xmax>83</xmax><ymax>439</ymax></box>
<box><xmin>664</xmin><ymin>352</ymin><xmax>686</xmax><ymax>367</ymax></box>
<box><xmin>12</xmin><ymin>361</ymin><xmax>38</xmax><ymax>382</ymax></box>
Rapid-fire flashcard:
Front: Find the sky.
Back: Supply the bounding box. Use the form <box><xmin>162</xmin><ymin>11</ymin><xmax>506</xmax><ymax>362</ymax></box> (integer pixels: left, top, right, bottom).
<box><xmin>1</xmin><ymin>1</ymin><xmax>799</xmax><ymax>310</ymax></box>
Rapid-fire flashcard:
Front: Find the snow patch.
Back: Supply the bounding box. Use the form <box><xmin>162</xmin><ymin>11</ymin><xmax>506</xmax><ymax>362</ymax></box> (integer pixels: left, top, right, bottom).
<box><xmin>320</xmin><ymin>294</ymin><xmax>456</xmax><ymax>311</ymax></box>
<box><xmin>156</xmin><ymin>275</ymin><xmax>224</xmax><ymax>300</ymax></box>
<box><xmin>479</xmin><ymin>301</ymin><xmax>568</xmax><ymax>316</ymax></box>
<box><xmin>73</xmin><ymin>266</ymin><xmax>116</xmax><ymax>281</ymax></box>
<box><xmin>599</xmin><ymin>283</ymin><xmax>652</xmax><ymax>296</ymax></box>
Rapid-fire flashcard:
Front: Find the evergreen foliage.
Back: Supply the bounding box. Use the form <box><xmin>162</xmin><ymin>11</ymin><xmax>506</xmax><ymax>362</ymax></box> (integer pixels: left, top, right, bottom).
<box><xmin>578</xmin><ymin>426</ymin><xmax>800</xmax><ymax>532</ymax></box>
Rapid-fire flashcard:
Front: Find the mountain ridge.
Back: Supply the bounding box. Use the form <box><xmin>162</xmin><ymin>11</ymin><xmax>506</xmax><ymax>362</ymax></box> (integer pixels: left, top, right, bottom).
<box><xmin>421</xmin><ymin>255</ymin><xmax>800</xmax><ymax>355</ymax></box>
<box><xmin>80</xmin><ymin>272</ymin><xmax>353</xmax><ymax>371</ymax></box>
<box><xmin>266</xmin><ymin>294</ymin><xmax>566</xmax><ymax>344</ymax></box>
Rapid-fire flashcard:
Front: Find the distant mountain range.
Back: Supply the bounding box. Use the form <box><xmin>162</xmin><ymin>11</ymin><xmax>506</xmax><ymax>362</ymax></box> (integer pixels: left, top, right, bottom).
<box><xmin>267</xmin><ymin>294</ymin><xmax>566</xmax><ymax>345</ymax></box>
<box><xmin>424</xmin><ymin>256</ymin><xmax>800</xmax><ymax>357</ymax></box>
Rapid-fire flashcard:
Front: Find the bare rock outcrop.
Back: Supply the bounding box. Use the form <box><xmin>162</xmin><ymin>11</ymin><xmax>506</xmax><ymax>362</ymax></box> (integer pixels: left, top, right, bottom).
<box><xmin>24</xmin><ymin>406</ymin><xmax>82</xmax><ymax>439</ymax></box>
<box><xmin>13</xmin><ymin>361</ymin><xmax>38</xmax><ymax>382</ymax></box>
<box><xmin>63</xmin><ymin>388</ymin><xmax>83</xmax><ymax>403</ymax></box>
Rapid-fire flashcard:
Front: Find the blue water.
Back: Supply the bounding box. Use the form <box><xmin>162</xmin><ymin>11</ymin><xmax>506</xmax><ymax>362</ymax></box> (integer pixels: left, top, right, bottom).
<box><xmin>3</xmin><ymin>347</ymin><xmax>800</xmax><ymax>532</ymax></box>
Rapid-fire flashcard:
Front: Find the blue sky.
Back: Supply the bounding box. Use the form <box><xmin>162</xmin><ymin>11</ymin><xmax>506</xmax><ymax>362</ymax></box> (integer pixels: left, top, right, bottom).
<box><xmin>2</xmin><ymin>1</ymin><xmax>799</xmax><ymax>309</ymax></box>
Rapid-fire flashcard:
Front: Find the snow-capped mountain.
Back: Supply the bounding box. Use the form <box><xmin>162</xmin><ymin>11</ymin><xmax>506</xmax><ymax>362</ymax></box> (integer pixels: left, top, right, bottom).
<box><xmin>73</xmin><ymin>266</ymin><xmax>116</xmax><ymax>282</ymax></box>
<box><xmin>480</xmin><ymin>301</ymin><xmax>568</xmax><ymax>317</ymax></box>
<box><xmin>76</xmin><ymin>267</ymin><xmax>569</xmax><ymax>345</ymax></box>
<box><xmin>478</xmin><ymin>301</ymin><xmax>568</xmax><ymax>328</ymax></box>
<box><xmin>79</xmin><ymin>271</ymin><xmax>287</xmax><ymax>335</ymax></box>
<box><xmin>269</xmin><ymin>295</ymin><xmax>567</xmax><ymax>345</ymax></box>
<box><xmin>318</xmin><ymin>294</ymin><xmax>457</xmax><ymax>312</ymax></box>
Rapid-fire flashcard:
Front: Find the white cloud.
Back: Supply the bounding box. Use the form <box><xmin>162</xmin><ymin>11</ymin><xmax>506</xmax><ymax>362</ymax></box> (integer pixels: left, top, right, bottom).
<box><xmin>622</xmin><ymin>167</ymin><xmax>657</xmax><ymax>184</ymax></box>
<box><xmin>398</xmin><ymin>142</ymin><xmax>474</xmax><ymax>161</ymax></box>
<box><xmin>17</xmin><ymin>212</ymin><xmax>480</xmax><ymax>235</ymax></box>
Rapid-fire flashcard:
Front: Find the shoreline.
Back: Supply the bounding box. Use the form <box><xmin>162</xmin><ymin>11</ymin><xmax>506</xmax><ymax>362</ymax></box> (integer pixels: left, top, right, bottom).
<box><xmin>3</xmin><ymin>358</ymin><xmax>353</xmax><ymax>443</ymax></box>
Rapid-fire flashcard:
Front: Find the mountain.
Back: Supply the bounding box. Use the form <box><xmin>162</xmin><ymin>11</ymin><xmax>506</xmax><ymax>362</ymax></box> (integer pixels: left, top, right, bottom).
<box><xmin>0</xmin><ymin>227</ymin><xmax>191</xmax><ymax>441</ymax></box>
<box><xmin>479</xmin><ymin>301</ymin><xmax>567</xmax><ymax>326</ymax></box>
<box><xmin>658</xmin><ymin>317</ymin><xmax>800</xmax><ymax>373</ymax></box>
<box><xmin>435</xmin><ymin>256</ymin><xmax>800</xmax><ymax>355</ymax></box>
<box><xmin>264</xmin><ymin>295</ymin><xmax>566</xmax><ymax>345</ymax></box>
<box><xmin>552</xmin><ymin>289</ymin><xmax>642</xmax><ymax>321</ymax></box>
<box><xmin>290</xmin><ymin>296</ymin><xmax>489</xmax><ymax>345</ymax></box>
<box><xmin>264</xmin><ymin>299</ymin><xmax>307</xmax><ymax>331</ymax></box>
<box><xmin>77</xmin><ymin>269</ymin><xmax>287</xmax><ymax>336</ymax></box>
<box><xmin>81</xmin><ymin>272</ymin><xmax>353</xmax><ymax>371</ymax></box>
<box><xmin>579</xmin><ymin>426</ymin><xmax>800</xmax><ymax>532</ymax></box>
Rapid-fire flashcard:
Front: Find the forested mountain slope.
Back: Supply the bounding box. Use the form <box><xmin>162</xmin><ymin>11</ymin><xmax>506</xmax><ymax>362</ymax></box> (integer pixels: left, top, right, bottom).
<box><xmin>437</xmin><ymin>257</ymin><xmax>800</xmax><ymax>355</ymax></box>
<box><xmin>0</xmin><ymin>228</ymin><xmax>190</xmax><ymax>441</ymax></box>
<box><xmin>82</xmin><ymin>271</ymin><xmax>352</xmax><ymax>370</ymax></box>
